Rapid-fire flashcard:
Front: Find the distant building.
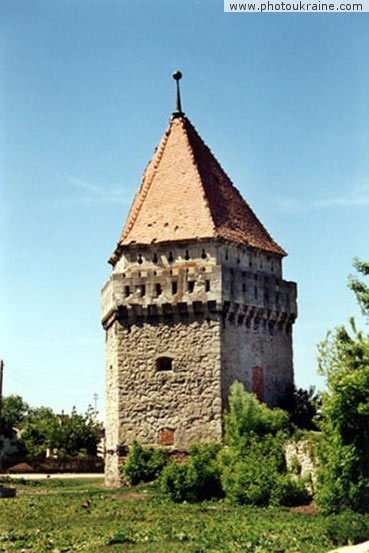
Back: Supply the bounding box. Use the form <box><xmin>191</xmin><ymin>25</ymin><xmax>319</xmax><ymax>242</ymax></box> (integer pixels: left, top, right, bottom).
<box><xmin>102</xmin><ymin>74</ymin><xmax>297</xmax><ymax>487</ymax></box>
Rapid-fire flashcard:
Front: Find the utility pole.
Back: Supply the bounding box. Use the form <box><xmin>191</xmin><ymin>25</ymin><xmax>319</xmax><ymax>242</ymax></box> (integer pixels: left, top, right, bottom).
<box><xmin>93</xmin><ymin>393</ymin><xmax>98</xmax><ymax>414</ymax></box>
<box><xmin>0</xmin><ymin>359</ymin><xmax>4</xmax><ymax>472</ymax></box>
<box><xmin>0</xmin><ymin>359</ymin><xmax>3</xmax><ymax>422</ymax></box>
<box><xmin>0</xmin><ymin>359</ymin><xmax>3</xmax><ymax>408</ymax></box>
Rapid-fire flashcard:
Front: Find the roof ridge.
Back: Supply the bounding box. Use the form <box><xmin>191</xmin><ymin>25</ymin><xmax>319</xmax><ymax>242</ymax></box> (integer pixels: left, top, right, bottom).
<box><xmin>182</xmin><ymin>117</ymin><xmax>286</xmax><ymax>256</ymax></box>
<box><xmin>111</xmin><ymin>112</ymin><xmax>286</xmax><ymax>263</ymax></box>
<box><xmin>180</xmin><ymin>117</ymin><xmax>217</xmax><ymax>236</ymax></box>
<box><xmin>120</xmin><ymin>122</ymin><xmax>172</xmax><ymax>242</ymax></box>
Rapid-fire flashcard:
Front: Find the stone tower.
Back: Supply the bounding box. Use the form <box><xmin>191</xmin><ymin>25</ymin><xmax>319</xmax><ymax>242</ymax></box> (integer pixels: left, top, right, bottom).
<box><xmin>102</xmin><ymin>73</ymin><xmax>297</xmax><ymax>487</ymax></box>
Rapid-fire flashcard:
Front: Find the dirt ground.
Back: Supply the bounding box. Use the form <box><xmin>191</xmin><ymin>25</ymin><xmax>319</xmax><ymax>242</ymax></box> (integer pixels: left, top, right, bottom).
<box><xmin>0</xmin><ymin>472</ymin><xmax>102</xmax><ymax>480</ymax></box>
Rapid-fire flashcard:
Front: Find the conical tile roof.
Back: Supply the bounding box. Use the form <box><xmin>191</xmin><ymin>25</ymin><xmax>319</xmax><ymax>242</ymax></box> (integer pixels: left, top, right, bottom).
<box><xmin>113</xmin><ymin>115</ymin><xmax>286</xmax><ymax>261</ymax></box>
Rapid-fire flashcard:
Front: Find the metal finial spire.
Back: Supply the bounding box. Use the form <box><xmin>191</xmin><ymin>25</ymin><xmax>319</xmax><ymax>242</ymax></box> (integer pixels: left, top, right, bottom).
<box><xmin>172</xmin><ymin>70</ymin><xmax>185</xmax><ymax>117</ymax></box>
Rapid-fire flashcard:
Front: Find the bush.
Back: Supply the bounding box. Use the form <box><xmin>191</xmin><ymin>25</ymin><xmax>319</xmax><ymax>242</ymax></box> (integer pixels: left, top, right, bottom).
<box><xmin>123</xmin><ymin>441</ymin><xmax>168</xmax><ymax>485</ymax></box>
<box><xmin>219</xmin><ymin>386</ymin><xmax>311</xmax><ymax>507</ymax></box>
<box><xmin>160</xmin><ymin>442</ymin><xmax>223</xmax><ymax>502</ymax></box>
<box><xmin>271</xmin><ymin>475</ymin><xmax>311</xmax><ymax>507</ymax></box>
<box><xmin>219</xmin><ymin>435</ymin><xmax>286</xmax><ymax>506</ymax></box>
<box><xmin>224</xmin><ymin>383</ymin><xmax>290</xmax><ymax>450</ymax></box>
<box><xmin>325</xmin><ymin>510</ymin><xmax>369</xmax><ymax>546</ymax></box>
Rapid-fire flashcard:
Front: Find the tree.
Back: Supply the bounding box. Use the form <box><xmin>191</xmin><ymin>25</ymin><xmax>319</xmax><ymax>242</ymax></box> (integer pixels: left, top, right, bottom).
<box><xmin>0</xmin><ymin>395</ymin><xmax>30</xmax><ymax>438</ymax></box>
<box><xmin>279</xmin><ymin>385</ymin><xmax>321</xmax><ymax>430</ymax></box>
<box><xmin>348</xmin><ymin>258</ymin><xmax>369</xmax><ymax>317</ymax></box>
<box><xmin>317</xmin><ymin>259</ymin><xmax>369</xmax><ymax>513</ymax></box>
<box><xmin>0</xmin><ymin>396</ymin><xmax>101</xmax><ymax>458</ymax></box>
<box><xmin>19</xmin><ymin>406</ymin><xmax>60</xmax><ymax>457</ymax></box>
<box><xmin>53</xmin><ymin>406</ymin><xmax>100</xmax><ymax>457</ymax></box>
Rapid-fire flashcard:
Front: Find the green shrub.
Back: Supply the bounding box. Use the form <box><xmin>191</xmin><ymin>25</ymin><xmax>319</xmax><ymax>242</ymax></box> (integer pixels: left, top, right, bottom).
<box><xmin>123</xmin><ymin>441</ymin><xmax>168</xmax><ymax>485</ymax></box>
<box><xmin>325</xmin><ymin>510</ymin><xmax>369</xmax><ymax>546</ymax></box>
<box><xmin>160</xmin><ymin>442</ymin><xmax>223</xmax><ymax>502</ymax></box>
<box><xmin>271</xmin><ymin>475</ymin><xmax>311</xmax><ymax>507</ymax></box>
<box><xmin>219</xmin><ymin>436</ymin><xmax>286</xmax><ymax>506</ymax></box>
<box><xmin>317</xmin><ymin>433</ymin><xmax>369</xmax><ymax>513</ymax></box>
<box><xmin>224</xmin><ymin>383</ymin><xmax>290</xmax><ymax>450</ymax></box>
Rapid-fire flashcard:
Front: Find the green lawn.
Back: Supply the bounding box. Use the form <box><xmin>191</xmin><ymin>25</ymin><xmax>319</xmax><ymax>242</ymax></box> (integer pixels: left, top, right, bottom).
<box><xmin>0</xmin><ymin>477</ymin><xmax>364</xmax><ymax>552</ymax></box>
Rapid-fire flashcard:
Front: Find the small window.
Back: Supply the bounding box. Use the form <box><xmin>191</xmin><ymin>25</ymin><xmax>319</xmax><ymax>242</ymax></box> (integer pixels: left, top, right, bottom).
<box><xmin>242</xmin><ymin>283</ymin><xmax>246</xmax><ymax>293</ymax></box>
<box><xmin>172</xmin><ymin>281</ymin><xmax>178</xmax><ymax>295</ymax></box>
<box><xmin>135</xmin><ymin>285</ymin><xmax>145</xmax><ymax>297</ymax></box>
<box><xmin>153</xmin><ymin>253</ymin><xmax>158</xmax><ymax>264</ymax></box>
<box><xmin>184</xmin><ymin>250</ymin><xmax>190</xmax><ymax>260</ymax></box>
<box><xmin>124</xmin><ymin>285</ymin><xmax>130</xmax><ymax>297</ymax></box>
<box><xmin>137</xmin><ymin>253</ymin><xmax>143</xmax><ymax>265</ymax></box>
<box><xmin>187</xmin><ymin>281</ymin><xmax>195</xmax><ymax>293</ymax></box>
<box><xmin>168</xmin><ymin>251</ymin><xmax>174</xmax><ymax>263</ymax></box>
<box><xmin>156</xmin><ymin>357</ymin><xmax>173</xmax><ymax>371</ymax></box>
<box><xmin>205</xmin><ymin>280</ymin><xmax>210</xmax><ymax>292</ymax></box>
<box><xmin>155</xmin><ymin>283</ymin><xmax>162</xmax><ymax>297</ymax></box>
<box><xmin>201</xmin><ymin>249</ymin><xmax>207</xmax><ymax>259</ymax></box>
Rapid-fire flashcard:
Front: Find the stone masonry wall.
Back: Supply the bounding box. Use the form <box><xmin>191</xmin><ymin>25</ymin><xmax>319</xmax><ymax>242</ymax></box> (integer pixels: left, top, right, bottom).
<box><xmin>102</xmin><ymin>240</ymin><xmax>297</xmax><ymax>487</ymax></box>
<box><xmin>104</xmin><ymin>313</ymin><xmax>223</xmax><ymax>486</ymax></box>
<box><xmin>221</xmin><ymin>318</ymin><xmax>294</xmax><ymax>408</ymax></box>
<box><xmin>104</xmin><ymin>322</ymin><xmax>122</xmax><ymax>488</ymax></box>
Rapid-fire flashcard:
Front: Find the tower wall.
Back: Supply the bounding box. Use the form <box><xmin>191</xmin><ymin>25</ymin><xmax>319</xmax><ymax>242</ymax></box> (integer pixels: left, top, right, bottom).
<box><xmin>104</xmin><ymin>313</ymin><xmax>223</xmax><ymax>487</ymax></box>
<box><xmin>102</xmin><ymin>241</ymin><xmax>296</xmax><ymax>487</ymax></box>
<box><xmin>221</xmin><ymin>317</ymin><xmax>294</xmax><ymax>408</ymax></box>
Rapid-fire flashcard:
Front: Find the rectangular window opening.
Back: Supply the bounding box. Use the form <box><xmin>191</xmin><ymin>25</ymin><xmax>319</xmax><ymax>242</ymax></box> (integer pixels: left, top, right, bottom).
<box><xmin>156</xmin><ymin>356</ymin><xmax>173</xmax><ymax>371</ymax></box>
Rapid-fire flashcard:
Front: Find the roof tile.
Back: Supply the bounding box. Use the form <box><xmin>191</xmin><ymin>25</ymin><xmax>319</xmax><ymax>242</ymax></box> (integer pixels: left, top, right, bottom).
<box><xmin>115</xmin><ymin>116</ymin><xmax>286</xmax><ymax>258</ymax></box>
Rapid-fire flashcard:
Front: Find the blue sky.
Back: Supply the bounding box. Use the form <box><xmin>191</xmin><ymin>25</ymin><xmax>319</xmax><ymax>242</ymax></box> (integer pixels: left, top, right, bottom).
<box><xmin>1</xmin><ymin>1</ymin><xmax>368</xmax><ymax>415</ymax></box>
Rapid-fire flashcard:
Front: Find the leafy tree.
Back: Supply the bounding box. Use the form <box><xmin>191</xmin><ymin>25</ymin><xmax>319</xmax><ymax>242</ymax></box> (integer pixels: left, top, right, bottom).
<box><xmin>0</xmin><ymin>395</ymin><xmax>30</xmax><ymax>438</ymax></box>
<box><xmin>0</xmin><ymin>397</ymin><xmax>101</xmax><ymax>458</ymax></box>
<box><xmin>317</xmin><ymin>259</ymin><xmax>369</xmax><ymax>513</ymax></box>
<box><xmin>348</xmin><ymin>258</ymin><xmax>369</xmax><ymax>317</ymax></box>
<box><xmin>279</xmin><ymin>385</ymin><xmax>321</xmax><ymax>430</ymax></box>
<box><xmin>53</xmin><ymin>406</ymin><xmax>100</xmax><ymax>457</ymax></box>
<box><xmin>19</xmin><ymin>406</ymin><xmax>59</xmax><ymax>457</ymax></box>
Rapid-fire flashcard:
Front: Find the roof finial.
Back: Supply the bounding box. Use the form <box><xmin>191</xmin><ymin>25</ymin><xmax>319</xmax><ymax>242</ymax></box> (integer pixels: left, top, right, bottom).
<box><xmin>172</xmin><ymin>70</ymin><xmax>185</xmax><ymax>118</ymax></box>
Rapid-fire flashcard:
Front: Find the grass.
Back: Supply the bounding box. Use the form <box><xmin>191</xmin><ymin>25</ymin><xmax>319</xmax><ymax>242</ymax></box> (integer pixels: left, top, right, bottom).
<box><xmin>0</xmin><ymin>476</ymin><xmax>366</xmax><ymax>552</ymax></box>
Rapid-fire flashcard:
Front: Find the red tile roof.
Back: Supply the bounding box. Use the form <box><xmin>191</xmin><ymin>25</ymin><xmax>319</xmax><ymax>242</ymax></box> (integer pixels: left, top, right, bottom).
<box><xmin>113</xmin><ymin>116</ymin><xmax>286</xmax><ymax>260</ymax></box>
